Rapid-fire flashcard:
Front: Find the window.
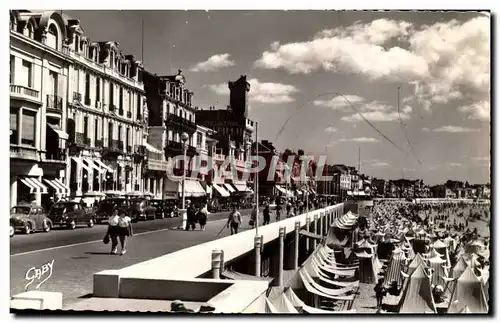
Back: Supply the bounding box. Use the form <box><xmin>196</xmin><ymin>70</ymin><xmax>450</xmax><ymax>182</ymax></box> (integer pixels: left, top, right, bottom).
<box><xmin>196</xmin><ymin>132</ymin><xmax>202</xmax><ymax>148</ymax></box>
<box><xmin>22</xmin><ymin>60</ymin><xmax>32</xmax><ymax>88</ymax></box>
<box><xmin>10</xmin><ymin>55</ymin><xmax>15</xmax><ymax>84</ymax></box>
<box><xmin>85</xmin><ymin>73</ymin><xmax>90</xmax><ymax>100</ymax></box>
<box><xmin>108</xmin><ymin>122</ymin><xmax>113</xmax><ymax>145</ymax></box>
<box><xmin>49</xmin><ymin>71</ymin><xmax>58</xmax><ymax>96</ymax></box>
<box><xmin>136</xmin><ymin>95</ymin><xmax>141</xmax><ymax>117</ymax></box>
<box><xmin>128</xmin><ymin>91</ymin><xmax>132</xmax><ymax>111</ymax></box>
<box><xmin>119</xmin><ymin>87</ymin><xmax>123</xmax><ymax>110</ymax></box>
<box><xmin>21</xmin><ymin>109</ymin><xmax>36</xmax><ymax>146</ymax></box>
<box><xmin>47</xmin><ymin>24</ymin><xmax>58</xmax><ymax>50</ymax></box>
<box><xmin>118</xmin><ymin>125</ymin><xmax>122</xmax><ymax>143</ymax></box>
<box><xmin>94</xmin><ymin>120</ymin><xmax>99</xmax><ymax>143</ymax></box>
<box><xmin>96</xmin><ymin>77</ymin><xmax>101</xmax><ymax>102</ymax></box>
<box><xmin>10</xmin><ymin>109</ymin><xmax>18</xmax><ymax>144</ymax></box>
<box><xmin>83</xmin><ymin>116</ymin><xmax>88</xmax><ymax>138</ymax></box>
<box><xmin>109</xmin><ymin>82</ymin><xmax>114</xmax><ymax>106</ymax></box>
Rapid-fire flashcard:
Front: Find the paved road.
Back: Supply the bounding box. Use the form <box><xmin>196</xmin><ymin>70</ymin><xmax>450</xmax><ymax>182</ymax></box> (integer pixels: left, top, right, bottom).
<box><xmin>10</xmin><ymin>208</ymin><xmax>275</xmax><ymax>307</ymax></box>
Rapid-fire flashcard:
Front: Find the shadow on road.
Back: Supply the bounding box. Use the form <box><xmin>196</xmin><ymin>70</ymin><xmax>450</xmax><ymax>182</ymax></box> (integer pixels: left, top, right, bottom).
<box><xmin>84</xmin><ymin>252</ymin><xmax>112</xmax><ymax>255</ymax></box>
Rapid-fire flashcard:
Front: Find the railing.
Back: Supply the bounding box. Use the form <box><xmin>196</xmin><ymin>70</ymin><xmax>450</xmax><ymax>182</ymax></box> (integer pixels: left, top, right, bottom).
<box><xmin>43</xmin><ymin>149</ymin><xmax>67</xmax><ymax>163</ymax></box>
<box><xmin>73</xmin><ymin>92</ymin><xmax>82</xmax><ymax>102</ymax></box>
<box><xmin>118</xmin><ymin>108</ymin><xmax>124</xmax><ymax>116</ymax></box>
<box><xmin>84</xmin><ymin>137</ymin><xmax>91</xmax><ymax>146</ymax></box>
<box><xmin>146</xmin><ymin>158</ymin><xmax>169</xmax><ymax>172</ymax></box>
<box><xmin>164</xmin><ymin>112</ymin><xmax>197</xmax><ymax>133</ymax></box>
<box><xmin>46</xmin><ymin>94</ymin><xmax>63</xmax><ymax>112</ymax></box>
<box><xmin>95</xmin><ymin>101</ymin><xmax>102</xmax><ymax>109</ymax></box>
<box><xmin>135</xmin><ymin>145</ymin><xmax>146</xmax><ymax>156</ymax></box>
<box><xmin>213</xmin><ymin>153</ymin><xmax>226</xmax><ymax>161</ymax></box>
<box><xmin>74</xmin><ymin>132</ymin><xmax>85</xmax><ymax>147</ymax></box>
<box><xmin>10</xmin><ymin>145</ymin><xmax>38</xmax><ymax>161</ymax></box>
<box><xmin>10</xmin><ymin>85</ymin><xmax>39</xmax><ymax>99</ymax></box>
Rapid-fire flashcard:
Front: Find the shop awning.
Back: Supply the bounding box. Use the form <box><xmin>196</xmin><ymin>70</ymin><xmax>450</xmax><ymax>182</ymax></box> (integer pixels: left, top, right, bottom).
<box><xmin>94</xmin><ymin>159</ymin><xmax>114</xmax><ymax>173</ymax></box>
<box><xmin>145</xmin><ymin>142</ymin><xmax>163</xmax><ymax>154</ymax></box>
<box><xmin>53</xmin><ymin>178</ymin><xmax>70</xmax><ymax>195</ymax></box>
<box><xmin>71</xmin><ymin>157</ymin><xmax>90</xmax><ymax>171</ymax></box>
<box><xmin>82</xmin><ymin>158</ymin><xmax>101</xmax><ymax>173</ymax></box>
<box><xmin>233</xmin><ymin>182</ymin><xmax>251</xmax><ymax>193</ymax></box>
<box><xmin>47</xmin><ymin>124</ymin><xmax>69</xmax><ymax>140</ymax></box>
<box><xmin>19</xmin><ymin>177</ymin><xmax>48</xmax><ymax>194</ymax></box>
<box><xmin>212</xmin><ymin>183</ymin><xmax>230</xmax><ymax>197</ymax></box>
<box><xmin>224</xmin><ymin>184</ymin><xmax>235</xmax><ymax>194</ymax></box>
<box><xmin>276</xmin><ymin>186</ymin><xmax>293</xmax><ymax>197</ymax></box>
<box><xmin>43</xmin><ymin>178</ymin><xmax>63</xmax><ymax>194</ymax></box>
<box><xmin>183</xmin><ymin>180</ymin><xmax>207</xmax><ymax>197</ymax></box>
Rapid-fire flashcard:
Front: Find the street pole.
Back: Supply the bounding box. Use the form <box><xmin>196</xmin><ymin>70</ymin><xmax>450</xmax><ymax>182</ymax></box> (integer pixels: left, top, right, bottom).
<box><xmin>255</xmin><ymin>121</ymin><xmax>259</xmax><ymax>237</ymax></box>
<box><xmin>181</xmin><ymin>132</ymin><xmax>188</xmax><ymax>230</ymax></box>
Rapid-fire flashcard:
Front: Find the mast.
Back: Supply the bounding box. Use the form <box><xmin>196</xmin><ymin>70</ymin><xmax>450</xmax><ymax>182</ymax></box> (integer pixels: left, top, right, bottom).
<box><xmin>254</xmin><ymin>122</ymin><xmax>259</xmax><ymax>236</ymax></box>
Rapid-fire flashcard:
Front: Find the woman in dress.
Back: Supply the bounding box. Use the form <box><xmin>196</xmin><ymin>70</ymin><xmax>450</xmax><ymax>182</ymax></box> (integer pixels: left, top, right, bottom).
<box><xmin>198</xmin><ymin>203</ymin><xmax>209</xmax><ymax>231</ymax></box>
<box><xmin>117</xmin><ymin>211</ymin><xmax>133</xmax><ymax>255</ymax></box>
<box><xmin>107</xmin><ymin>210</ymin><xmax>120</xmax><ymax>254</ymax></box>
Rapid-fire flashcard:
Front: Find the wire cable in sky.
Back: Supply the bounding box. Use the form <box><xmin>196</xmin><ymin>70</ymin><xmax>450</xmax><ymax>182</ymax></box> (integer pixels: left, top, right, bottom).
<box><xmin>397</xmin><ymin>86</ymin><xmax>423</xmax><ymax>165</ymax></box>
<box><xmin>275</xmin><ymin>91</ymin><xmax>421</xmax><ymax>165</ymax></box>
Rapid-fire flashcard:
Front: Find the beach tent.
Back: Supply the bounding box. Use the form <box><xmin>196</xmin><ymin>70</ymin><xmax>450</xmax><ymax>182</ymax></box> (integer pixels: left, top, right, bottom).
<box><xmin>447</xmin><ymin>265</ymin><xmax>488</xmax><ymax>313</ymax></box>
<box><xmin>433</xmin><ymin>240</ymin><xmax>451</xmax><ymax>268</ymax></box>
<box><xmin>399</xmin><ymin>264</ymin><xmax>437</xmax><ymax>313</ymax></box>
<box><xmin>270</xmin><ymin>293</ymin><xmax>299</xmax><ymax>313</ymax></box>
<box><xmin>406</xmin><ymin>253</ymin><xmax>428</xmax><ymax>276</ymax></box>
<box><xmin>265</xmin><ymin>298</ymin><xmax>280</xmax><ymax>313</ymax></box>
<box><xmin>428</xmin><ymin>255</ymin><xmax>449</xmax><ymax>287</ymax></box>
<box><xmin>384</xmin><ymin>248</ymin><xmax>407</xmax><ymax>288</ymax></box>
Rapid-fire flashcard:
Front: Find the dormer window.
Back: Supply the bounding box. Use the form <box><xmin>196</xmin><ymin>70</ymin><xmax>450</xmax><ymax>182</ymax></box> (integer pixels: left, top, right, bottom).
<box><xmin>47</xmin><ymin>24</ymin><xmax>59</xmax><ymax>50</ymax></box>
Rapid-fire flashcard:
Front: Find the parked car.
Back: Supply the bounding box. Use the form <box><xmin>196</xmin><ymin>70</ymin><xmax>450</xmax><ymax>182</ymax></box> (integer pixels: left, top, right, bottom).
<box><xmin>47</xmin><ymin>201</ymin><xmax>95</xmax><ymax>229</ymax></box>
<box><xmin>150</xmin><ymin>199</ymin><xmax>178</xmax><ymax>218</ymax></box>
<box><xmin>94</xmin><ymin>198</ymin><xmax>132</xmax><ymax>223</ymax></box>
<box><xmin>10</xmin><ymin>204</ymin><xmax>53</xmax><ymax>236</ymax></box>
<box><xmin>129</xmin><ymin>198</ymin><xmax>156</xmax><ymax>221</ymax></box>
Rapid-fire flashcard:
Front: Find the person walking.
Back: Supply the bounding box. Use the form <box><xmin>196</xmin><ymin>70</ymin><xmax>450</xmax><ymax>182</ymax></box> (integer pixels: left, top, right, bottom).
<box><xmin>106</xmin><ymin>210</ymin><xmax>120</xmax><ymax>255</ymax></box>
<box><xmin>186</xmin><ymin>202</ymin><xmax>197</xmax><ymax>231</ymax></box>
<box><xmin>250</xmin><ymin>204</ymin><xmax>258</xmax><ymax>227</ymax></box>
<box><xmin>276</xmin><ymin>204</ymin><xmax>282</xmax><ymax>222</ymax></box>
<box><xmin>198</xmin><ymin>202</ymin><xmax>209</xmax><ymax>231</ymax></box>
<box><xmin>263</xmin><ymin>204</ymin><xmax>271</xmax><ymax>225</ymax></box>
<box><xmin>117</xmin><ymin>211</ymin><xmax>133</xmax><ymax>255</ymax></box>
<box><xmin>374</xmin><ymin>278</ymin><xmax>386</xmax><ymax>310</ymax></box>
<box><xmin>227</xmin><ymin>205</ymin><xmax>242</xmax><ymax>235</ymax></box>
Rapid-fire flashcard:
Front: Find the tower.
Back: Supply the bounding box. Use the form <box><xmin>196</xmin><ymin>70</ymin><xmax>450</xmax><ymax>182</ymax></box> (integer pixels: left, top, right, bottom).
<box><xmin>228</xmin><ymin>75</ymin><xmax>251</xmax><ymax>118</ymax></box>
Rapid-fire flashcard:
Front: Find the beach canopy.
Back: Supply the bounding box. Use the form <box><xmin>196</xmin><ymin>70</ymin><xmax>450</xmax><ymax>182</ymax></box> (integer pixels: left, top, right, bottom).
<box><xmin>399</xmin><ymin>264</ymin><xmax>437</xmax><ymax>313</ymax></box>
<box><xmin>447</xmin><ymin>265</ymin><xmax>488</xmax><ymax>313</ymax></box>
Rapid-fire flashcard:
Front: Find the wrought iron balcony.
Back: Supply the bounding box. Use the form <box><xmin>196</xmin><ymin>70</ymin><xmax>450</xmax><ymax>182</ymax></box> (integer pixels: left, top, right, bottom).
<box><xmin>164</xmin><ymin>112</ymin><xmax>197</xmax><ymax>134</ymax></box>
<box><xmin>46</xmin><ymin>94</ymin><xmax>63</xmax><ymax>113</ymax></box>
<box><xmin>42</xmin><ymin>149</ymin><xmax>67</xmax><ymax>164</ymax></box>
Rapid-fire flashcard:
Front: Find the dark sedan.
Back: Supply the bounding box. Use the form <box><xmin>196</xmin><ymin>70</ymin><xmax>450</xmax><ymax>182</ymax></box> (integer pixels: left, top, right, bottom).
<box><xmin>129</xmin><ymin>198</ymin><xmax>156</xmax><ymax>221</ymax></box>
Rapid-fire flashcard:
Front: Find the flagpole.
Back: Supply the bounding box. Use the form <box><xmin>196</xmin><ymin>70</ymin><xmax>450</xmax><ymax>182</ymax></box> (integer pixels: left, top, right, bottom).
<box><xmin>255</xmin><ymin>122</ymin><xmax>259</xmax><ymax>237</ymax></box>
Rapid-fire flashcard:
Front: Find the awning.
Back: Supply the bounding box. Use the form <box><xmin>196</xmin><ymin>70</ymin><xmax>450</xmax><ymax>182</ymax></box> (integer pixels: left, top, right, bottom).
<box><xmin>233</xmin><ymin>182</ymin><xmax>251</xmax><ymax>192</ymax></box>
<box><xmin>212</xmin><ymin>183</ymin><xmax>230</xmax><ymax>197</ymax></box>
<box><xmin>145</xmin><ymin>142</ymin><xmax>163</xmax><ymax>154</ymax></box>
<box><xmin>54</xmin><ymin>178</ymin><xmax>69</xmax><ymax>195</ymax></box>
<box><xmin>19</xmin><ymin>177</ymin><xmax>48</xmax><ymax>194</ymax></box>
<box><xmin>276</xmin><ymin>186</ymin><xmax>293</xmax><ymax>197</ymax></box>
<box><xmin>71</xmin><ymin>157</ymin><xmax>90</xmax><ymax>171</ymax></box>
<box><xmin>43</xmin><ymin>178</ymin><xmax>63</xmax><ymax>194</ymax></box>
<box><xmin>82</xmin><ymin>158</ymin><xmax>101</xmax><ymax>173</ymax></box>
<box><xmin>94</xmin><ymin>159</ymin><xmax>114</xmax><ymax>173</ymax></box>
<box><xmin>183</xmin><ymin>180</ymin><xmax>207</xmax><ymax>197</ymax></box>
<box><xmin>47</xmin><ymin>124</ymin><xmax>69</xmax><ymax>140</ymax></box>
<box><xmin>224</xmin><ymin>184</ymin><xmax>235</xmax><ymax>194</ymax></box>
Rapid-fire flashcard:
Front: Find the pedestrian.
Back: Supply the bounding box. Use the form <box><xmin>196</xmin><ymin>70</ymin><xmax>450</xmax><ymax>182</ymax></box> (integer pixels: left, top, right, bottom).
<box><xmin>117</xmin><ymin>211</ymin><xmax>133</xmax><ymax>255</ymax></box>
<box><xmin>198</xmin><ymin>203</ymin><xmax>209</xmax><ymax>231</ymax></box>
<box><xmin>250</xmin><ymin>204</ymin><xmax>258</xmax><ymax>227</ymax></box>
<box><xmin>263</xmin><ymin>204</ymin><xmax>270</xmax><ymax>225</ymax></box>
<box><xmin>106</xmin><ymin>210</ymin><xmax>120</xmax><ymax>255</ymax></box>
<box><xmin>288</xmin><ymin>207</ymin><xmax>296</xmax><ymax>218</ymax></box>
<box><xmin>374</xmin><ymin>278</ymin><xmax>386</xmax><ymax>310</ymax></box>
<box><xmin>227</xmin><ymin>205</ymin><xmax>242</xmax><ymax>235</ymax></box>
<box><xmin>186</xmin><ymin>202</ymin><xmax>197</xmax><ymax>231</ymax></box>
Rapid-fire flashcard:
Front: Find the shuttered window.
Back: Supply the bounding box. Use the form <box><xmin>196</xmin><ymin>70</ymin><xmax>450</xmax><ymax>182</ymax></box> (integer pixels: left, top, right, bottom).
<box><xmin>21</xmin><ymin>110</ymin><xmax>36</xmax><ymax>146</ymax></box>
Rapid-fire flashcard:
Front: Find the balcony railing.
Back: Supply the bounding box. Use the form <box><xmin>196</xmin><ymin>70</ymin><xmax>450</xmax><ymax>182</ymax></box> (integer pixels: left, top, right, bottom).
<box><xmin>73</xmin><ymin>92</ymin><xmax>82</xmax><ymax>102</ymax></box>
<box><xmin>42</xmin><ymin>149</ymin><xmax>67</xmax><ymax>164</ymax></box>
<box><xmin>95</xmin><ymin>139</ymin><xmax>103</xmax><ymax>148</ymax></box>
<box><xmin>46</xmin><ymin>94</ymin><xmax>63</xmax><ymax>112</ymax></box>
<box><xmin>135</xmin><ymin>145</ymin><xmax>146</xmax><ymax>156</ymax></box>
<box><xmin>74</xmin><ymin>132</ymin><xmax>85</xmax><ymax>147</ymax></box>
<box><xmin>213</xmin><ymin>153</ymin><xmax>226</xmax><ymax>161</ymax></box>
<box><xmin>146</xmin><ymin>158</ymin><xmax>169</xmax><ymax>172</ymax></box>
<box><xmin>10</xmin><ymin>145</ymin><xmax>39</xmax><ymax>161</ymax></box>
<box><xmin>84</xmin><ymin>137</ymin><xmax>91</xmax><ymax>146</ymax></box>
<box><xmin>164</xmin><ymin>112</ymin><xmax>197</xmax><ymax>134</ymax></box>
<box><xmin>118</xmin><ymin>108</ymin><xmax>124</xmax><ymax>116</ymax></box>
<box><xmin>10</xmin><ymin>85</ymin><xmax>40</xmax><ymax>101</ymax></box>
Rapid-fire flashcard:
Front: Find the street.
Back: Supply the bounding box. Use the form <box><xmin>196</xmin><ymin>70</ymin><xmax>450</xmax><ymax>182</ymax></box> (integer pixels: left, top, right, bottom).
<box><xmin>10</xmin><ymin>208</ymin><xmax>272</xmax><ymax>307</ymax></box>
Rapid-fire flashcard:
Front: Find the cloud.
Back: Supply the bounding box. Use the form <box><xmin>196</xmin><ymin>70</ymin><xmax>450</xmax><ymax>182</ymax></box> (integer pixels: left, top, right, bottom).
<box><xmin>422</xmin><ymin>127</ymin><xmax>430</xmax><ymax>132</ymax></box>
<box><xmin>324</xmin><ymin>126</ymin><xmax>337</xmax><ymax>133</ymax></box>
<box><xmin>189</xmin><ymin>53</ymin><xmax>235</xmax><ymax>72</ymax></box>
<box><xmin>370</xmin><ymin>161</ymin><xmax>391</xmax><ymax>167</ymax></box>
<box><xmin>208</xmin><ymin>78</ymin><xmax>299</xmax><ymax>104</ymax></box>
<box><xmin>472</xmin><ymin>156</ymin><xmax>490</xmax><ymax>162</ymax></box>
<box><xmin>255</xmin><ymin>16</ymin><xmax>490</xmax><ymax>119</ymax></box>
<box><xmin>432</xmin><ymin>125</ymin><xmax>481</xmax><ymax>133</ymax></box>
<box><xmin>341</xmin><ymin>101</ymin><xmax>412</xmax><ymax>122</ymax></box>
<box><xmin>314</xmin><ymin>95</ymin><xmax>365</xmax><ymax>109</ymax></box>
<box><xmin>338</xmin><ymin>137</ymin><xmax>380</xmax><ymax>143</ymax></box>
<box><xmin>458</xmin><ymin>101</ymin><xmax>490</xmax><ymax>121</ymax></box>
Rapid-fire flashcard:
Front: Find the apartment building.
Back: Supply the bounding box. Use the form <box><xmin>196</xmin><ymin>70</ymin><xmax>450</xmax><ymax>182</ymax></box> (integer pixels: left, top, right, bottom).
<box><xmin>10</xmin><ymin>10</ymin><xmax>72</xmax><ymax>208</ymax></box>
<box><xmin>9</xmin><ymin>10</ymin><xmax>148</xmax><ymax>207</ymax></box>
<box><xmin>143</xmin><ymin>69</ymin><xmax>208</xmax><ymax>200</ymax></box>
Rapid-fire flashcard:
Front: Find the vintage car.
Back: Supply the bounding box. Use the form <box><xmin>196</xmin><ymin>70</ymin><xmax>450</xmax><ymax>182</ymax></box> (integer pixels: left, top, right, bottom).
<box><xmin>10</xmin><ymin>204</ymin><xmax>53</xmax><ymax>237</ymax></box>
<box><xmin>150</xmin><ymin>198</ymin><xmax>178</xmax><ymax>218</ymax></box>
<box><xmin>94</xmin><ymin>198</ymin><xmax>132</xmax><ymax>223</ymax></box>
<box><xmin>129</xmin><ymin>198</ymin><xmax>157</xmax><ymax>221</ymax></box>
<box><xmin>47</xmin><ymin>201</ymin><xmax>95</xmax><ymax>229</ymax></box>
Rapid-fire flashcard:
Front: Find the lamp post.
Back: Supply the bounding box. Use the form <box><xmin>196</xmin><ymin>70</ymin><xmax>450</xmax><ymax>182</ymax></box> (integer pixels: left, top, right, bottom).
<box><xmin>180</xmin><ymin>132</ymin><xmax>189</xmax><ymax>230</ymax></box>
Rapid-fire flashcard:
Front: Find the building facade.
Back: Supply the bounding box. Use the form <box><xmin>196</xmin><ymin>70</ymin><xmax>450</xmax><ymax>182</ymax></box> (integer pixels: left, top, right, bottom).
<box><xmin>9</xmin><ymin>10</ymin><xmax>149</xmax><ymax>208</ymax></box>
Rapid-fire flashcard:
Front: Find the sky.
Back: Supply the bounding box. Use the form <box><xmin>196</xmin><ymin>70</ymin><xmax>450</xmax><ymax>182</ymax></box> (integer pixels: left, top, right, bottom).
<box><xmin>65</xmin><ymin>10</ymin><xmax>491</xmax><ymax>185</ymax></box>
